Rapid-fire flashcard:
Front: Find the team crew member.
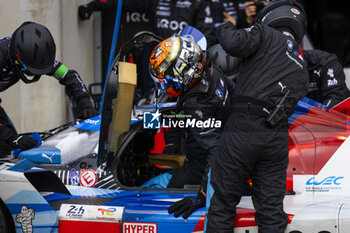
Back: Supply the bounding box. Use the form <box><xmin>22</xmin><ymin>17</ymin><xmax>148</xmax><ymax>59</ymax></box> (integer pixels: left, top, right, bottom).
<box><xmin>78</xmin><ymin>0</ymin><xmax>218</xmax><ymax>46</ymax></box>
<box><xmin>144</xmin><ymin>36</ymin><xmax>233</xmax><ymax>194</ymax></box>
<box><xmin>304</xmin><ymin>49</ymin><xmax>350</xmax><ymax>107</ymax></box>
<box><xmin>0</xmin><ymin>22</ymin><xmax>97</xmax><ymax>156</ymax></box>
<box><xmin>205</xmin><ymin>1</ymin><xmax>308</xmax><ymax>232</ymax></box>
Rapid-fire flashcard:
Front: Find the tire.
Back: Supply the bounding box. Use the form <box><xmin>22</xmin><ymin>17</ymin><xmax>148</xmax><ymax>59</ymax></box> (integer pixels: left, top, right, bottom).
<box><xmin>0</xmin><ymin>199</ymin><xmax>15</xmax><ymax>233</ymax></box>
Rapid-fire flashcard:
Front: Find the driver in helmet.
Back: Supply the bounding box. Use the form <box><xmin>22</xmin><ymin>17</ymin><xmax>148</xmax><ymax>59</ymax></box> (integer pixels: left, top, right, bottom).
<box><xmin>0</xmin><ymin>22</ymin><xmax>98</xmax><ymax>157</ymax></box>
<box><xmin>143</xmin><ymin>35</ymin><xmax>234</xmax><ymax>215</ymax></box>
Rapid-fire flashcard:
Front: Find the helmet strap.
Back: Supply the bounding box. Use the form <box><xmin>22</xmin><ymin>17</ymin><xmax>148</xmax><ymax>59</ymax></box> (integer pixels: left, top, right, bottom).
<box><xmin>13</xmin><ymin>62</ymin><xmax>41</xmax><ymax>83</ymax></box>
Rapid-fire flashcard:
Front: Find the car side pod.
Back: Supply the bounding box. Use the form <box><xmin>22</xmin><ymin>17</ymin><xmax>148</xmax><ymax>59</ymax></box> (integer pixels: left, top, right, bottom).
<box><xmin>7</xmin><ymin>147</ymin><xmax>61</xmax><ymax>172</ymax></box>
<box><xmin>58</xmin><ymin>204</ymin><xmax>124</xmax><ymax>233</ymax></box>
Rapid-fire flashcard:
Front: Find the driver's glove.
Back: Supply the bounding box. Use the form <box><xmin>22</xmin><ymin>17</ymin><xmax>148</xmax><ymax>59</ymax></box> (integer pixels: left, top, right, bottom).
<box><xmin>168</xmin><ymin>191</ymin><xmax>206</xmax><ymax>219</ymax></box>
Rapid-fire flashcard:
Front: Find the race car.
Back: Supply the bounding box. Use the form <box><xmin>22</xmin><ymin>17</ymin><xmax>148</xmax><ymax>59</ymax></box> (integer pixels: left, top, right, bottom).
<box><xmin>1</xmin><ymin>31</ymin><xmax>350</xmax><ymax>233</ymax></box>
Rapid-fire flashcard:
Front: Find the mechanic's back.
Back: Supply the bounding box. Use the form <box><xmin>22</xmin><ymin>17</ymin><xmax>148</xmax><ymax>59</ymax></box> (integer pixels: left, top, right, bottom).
<box><xmin>220</xmin><ymin>22</ymin><xmax>308</xmax><ymax>113</ymax></box>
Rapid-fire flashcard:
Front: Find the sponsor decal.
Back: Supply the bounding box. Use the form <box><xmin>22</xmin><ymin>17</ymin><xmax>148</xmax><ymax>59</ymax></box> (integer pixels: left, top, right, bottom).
<box><xmin>156</xmin><ymin>10</ymin><xmax>171</xmax><ymax>17</ymax></box>
<box><xmin>327</xmin><ymin>78</ymin><xmax>338</xmax><ymax>87</ymax></box>
<box><xmin>84</xmin><ymin>119</ymin><xmax>99</xmax><ymax>125</ymax></box>
<box><xmin>313</xmin><ymin>69</ymin><xmax>321</xmax><ymax>77</ymax></box>
<box><xmin>278</xmin><ymin>82</ymin><xmax>287</xmax><ymax>93</ymax></box>
<box><xmin>287</xmin><ymin>39</ymin><xmax>293</xmax><ymax>51</ymax></box>
<box><xmin>285</xmin><ymin>51</ymin><xmax>303</xmax><ymax>69</ymax></box>
<box><xmin>65</xmin><ymin>205</ymin><xmax>85</xmax><ymax>218</ymax></box>
<box><xmin>79</xmin><ymin>169</ymin><xmax>97</xmax><ymax>187</ymax></box>
<box><xmin>152</xmin><ymin>47</ymin><xmax>164</xmax><ymax>59</ymax></box>
<box><xmin>16</xmin><ymin>205</ymin><xmax>35</xmax><ymax>233</ymax></box>
<box><xmin>306</xmin><ymin>176</ymin><xmax>343</xmax><ymax>186</ymax></box>
<box><xmin>60</xmin><ymin>204</ymin><xmax>124</xmax><ymax>222</ymax></box>
<box><xmin>308</xmin><ymin>82</ymin><xmax>318</xmax><ymax>91</ymax></box>
<box><xmin>96</xmin><ymin>207</ymin><xmax>119</xmax><ymax>221</ymax></box>
<box><xmin>295</xmin><ymin>175</ymin><xmax>344</xmax><ymax>193</ymax></box>
<box><xmin>293</xmin><ymin>50</ymin><xmax>304</xmax><ymax>61</ymax></box>
<box><xmin>215</xmin><ymin>89</ymin><xmax>224</xmax><ymax>99</ymax></box>
<box><xmin>98</xmin><ymin>207</ymin><xmax>117</xmax><ymax>216</ymax></box>
<box><xmin>123</xmin><ymin>222</ymin><xmax>158</xmax><ymax>233</ymax></box>
<box><xmin>157</xmin><ymin>19</ymin><xmax>187</xmax><ymax>31</ymax></box>
<box><xmin>126</xmin><ymin>12</ymin><xmax>149</xmax><ymax>23</ymax></box>
<box><xmin>176</xmin><ymin>0</ymin><xmax>192</xmax><ymax>8</ymax></box>
<box><xmin>327</xmin><ymin>68</ymin><xmax>334</xmax><ymax>78</ymax></box>
<box><xmin>291</xmin><ymin>8</ymin><xmax>300</xmax><ymax>14</ymax></box>
<box><xmin>41</xmin><ymin>153</ymin><xmax>55</xmax><ymax>163</ymax></box>
<box><xmin>70</xmin><ymin>168</ymin><xmax>80</xmax><ymax>185</ymax></box>
<box><xmin>219</xmin><ymin>79</ymin><xmax>224</xmax><ymax>91</ymax></box>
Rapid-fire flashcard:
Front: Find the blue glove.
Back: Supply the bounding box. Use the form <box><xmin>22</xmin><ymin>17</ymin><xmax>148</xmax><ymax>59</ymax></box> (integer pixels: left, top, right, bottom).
<box><xmin>12</xmin><ymin>132</ymin><xmax>42</xmax><ymax>158</ymax></box>
<box><xmin>141</xmin><ymin>173</ymin><xmax>172</xmax><ymax>188</ymax></box>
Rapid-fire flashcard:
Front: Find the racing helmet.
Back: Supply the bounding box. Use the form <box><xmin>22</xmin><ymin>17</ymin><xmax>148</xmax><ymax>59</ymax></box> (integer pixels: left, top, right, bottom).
<box><xmin>149</xmin><ymin>36</ymin><xmax>205</xmax><ymax>97</ymax></box>
<box><xmin>257</xmin><ymin>0</ymin><xmax>306</xmax><ymax>43</ymax></box>
<box><xmin>208</xmin><ymin>43</ymin><xmax>240</xmax><ymax>80</ymax></box>
<box><xmin>9</xmin><ymin>22</ymin><xmax>56</xmax><ymax>83</ymax></box>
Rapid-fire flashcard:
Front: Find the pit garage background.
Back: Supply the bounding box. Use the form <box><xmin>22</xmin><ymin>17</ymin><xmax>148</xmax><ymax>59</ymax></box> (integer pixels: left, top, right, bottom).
<box><xmin>0</xmin><ymin>0</ymin><xmax>348</xmax><ymax>134</ymax></box>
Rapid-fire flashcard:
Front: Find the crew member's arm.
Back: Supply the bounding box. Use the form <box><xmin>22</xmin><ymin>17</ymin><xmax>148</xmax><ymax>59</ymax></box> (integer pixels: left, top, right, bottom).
<box><xmin>320</xmin><ymin>60</ymin><xmax>350</xmax><ymax>107</ymax></box>
<box><xmin>168</xmin><ymin>96</ymin><xmax>221</xmax><ymax>219</ymax></box>
<box><xmin>217</xmin><ymin>21</ymin><xmax>261</xmax><ymax>58</ymax></box>
<box><xmin>50</xmin><ymin>61</ymin><xmax>98</xmax><ymax>119</ymax></box>
<box><xmin>78</xmin><ymin>0</ymin><xmax>116</xmax><ymax>20</ymax></box>
<box><xmin>195</xmin><ymin>0</ymin><xmax>218</xmax><ymax>47</ymax></box>
<box><xmin>0</xmin><ymin>125</ymin><xmax>39</xmax><ymax>152</ymax></box>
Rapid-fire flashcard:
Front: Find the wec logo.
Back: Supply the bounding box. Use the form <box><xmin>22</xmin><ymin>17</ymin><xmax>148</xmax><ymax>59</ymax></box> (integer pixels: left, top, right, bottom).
<box><xmin>306</xmin><ymin>176</ymin><xmax>344</xmax><ymax>186</ymax></box>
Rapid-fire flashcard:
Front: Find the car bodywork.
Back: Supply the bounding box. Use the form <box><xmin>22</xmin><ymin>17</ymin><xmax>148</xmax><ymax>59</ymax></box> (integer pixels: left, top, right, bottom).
<box><xmin>1</xmin><ymin>32</ymin><xmax>350</xmax><ymax>233</ymax></box>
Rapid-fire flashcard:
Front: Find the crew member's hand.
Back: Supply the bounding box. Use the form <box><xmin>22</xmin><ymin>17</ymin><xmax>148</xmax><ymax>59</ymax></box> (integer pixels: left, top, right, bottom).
<box><xmin>245</xmin><ymin>1</ymin><xmax>257</xmax><ymax>25</ymax></box>
<box><xmin>76</xmin><ymin>97</ymin><xmax>99</xmax><ymax>120</ymax></box>
<box><xmin>223</xmin><ymin>12</ymin><xmax>237</xmax><ymax>27</ymax></box>
<box><xmin>168</xmin><ymin>192</ymin><xmax>206</xmax><ymax>219</ymax></box>
<box><xmin>11</xmin><ymin>134</ymin><xmax>41</xmax><ymax>151</ymax></box>
<box><xmin>78</xmin><ymin>4</ymin><xmax>94</xmax><ymax>20</ymax></box>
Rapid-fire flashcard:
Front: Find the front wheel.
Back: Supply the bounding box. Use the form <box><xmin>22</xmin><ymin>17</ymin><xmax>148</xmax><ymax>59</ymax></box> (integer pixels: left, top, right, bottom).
<box><xmin>0</xmin><ymin>199</ymin><xmax>15</xmax><ymax>233</ymax></box>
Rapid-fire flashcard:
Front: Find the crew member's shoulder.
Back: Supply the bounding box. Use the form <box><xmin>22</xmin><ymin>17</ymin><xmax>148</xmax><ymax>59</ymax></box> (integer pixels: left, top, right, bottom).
<box><xmin>304</xmin><ymin>49</ymin><xmax>339</xmax><ymax>67</ymax></box>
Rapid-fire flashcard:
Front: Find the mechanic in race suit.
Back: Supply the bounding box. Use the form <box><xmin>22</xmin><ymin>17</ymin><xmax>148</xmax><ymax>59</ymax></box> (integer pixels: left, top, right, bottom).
<box><xmin>205</xmin><ymin>1</ymin><xmax>308</xmax><ymax>232</ymax></box>
<box><xmin>304</xmin><ymin>49</ymin><xmax>350</xmax><ymax>107</ymax></box>
<box><xmin>78</xmin><ymin>0</ymin><xmax>218</xmax><ymax>47</ymax></box>
<box><xmin>144</xmin><ymin>35</ymin><xmax>233</xmax><ymax>216</ymax></box>
<box><xmin>0</xmin><ymin>22</ymin><xmax>97</xmax><ymax>157</ymax></box>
